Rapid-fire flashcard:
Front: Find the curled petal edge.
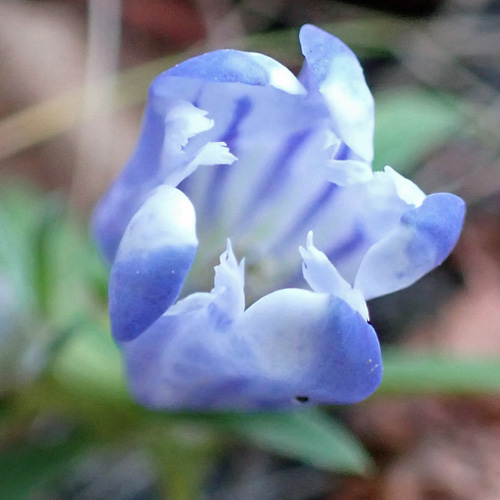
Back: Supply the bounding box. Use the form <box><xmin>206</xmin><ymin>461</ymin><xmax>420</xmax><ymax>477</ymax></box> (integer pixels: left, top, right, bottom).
<box><xmin>299</xmin><ymin>24</ymin><xmax>374</xmax><ymax>164</ymax></box>
<box><xmin>355</xmin><ymin>192</ymin><xmax>466</xmax><ymax>300</ymax></box>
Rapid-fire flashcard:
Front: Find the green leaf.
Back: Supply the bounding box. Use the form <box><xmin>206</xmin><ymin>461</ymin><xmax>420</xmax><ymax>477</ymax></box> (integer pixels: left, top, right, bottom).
<box><xmin>380</xmin><ymin>350</ymin><xmax>500</xmax><ymax>395</ymax></box>
<box><xmin>373</xmin><ymin>89</ymin><xmax>464</xmax><ymax>173</ymax></box>
<box><xmin>209</xmin><ymin>408</ymin><xmax>372</xmax><ymax>474</ymax></box>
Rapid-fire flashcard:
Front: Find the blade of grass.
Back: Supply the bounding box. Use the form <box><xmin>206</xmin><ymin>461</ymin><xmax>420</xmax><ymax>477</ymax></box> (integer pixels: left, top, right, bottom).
<box><xmin>380</xmin><ymin>349</ymin><xmax>500</xmax><ymax>395</ymax></box>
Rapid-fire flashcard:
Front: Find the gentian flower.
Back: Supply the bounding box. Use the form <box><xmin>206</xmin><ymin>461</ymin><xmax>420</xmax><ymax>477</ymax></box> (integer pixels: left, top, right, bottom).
<box><xmin>93</xmin><ymin>25</ymin><xmax>465</xmax><ymax>410</ymax></box>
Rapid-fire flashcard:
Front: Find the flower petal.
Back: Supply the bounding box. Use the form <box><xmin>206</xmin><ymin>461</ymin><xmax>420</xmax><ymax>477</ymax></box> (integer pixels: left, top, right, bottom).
<box><xmin>167</xmin><ymin>49</ymin><xmax>306</xmax><ymax>95</ymax></box>
<box><xmin>299</xmin><ymin>24</ymin><xmax>374</xmax><ymax>163</ymax></box>
<box><xmin>263</xmin><ymin>168</ymin><xmax>409</xmax><ymax>287</ymax></box>
<box><xmin>300</xmin><ymin>232</ymin><xmax>368</xmax><ymax>320</ymax></box>
<box><xmin>124</xmin><ymin>288</ymin><xmax>382</xmax><ymax>409</ymax></box>
<box><xmin>109</xmin><ymin>185</ymin><xmax>197</xmax><ymax>342</ymax></box>
<box><xmin>383</xmin><ymin>166</ymin><xmax>426</xmax><ymax>207</ymax></box>
<box><xmin>122</xmin><ymin>244</ymin><xmax>248</xmax><ymax>409</ymax></box>
<box><xmin>92</xmin><ymin>99</ymin><xmax>236</xmax><ymax>264</ymax></box>
<box><xmin>354</xmin><ymin>192</ymin><xmax>466</xmax><ymax>300</ymax></box>
<box><xmin>232</xmin><ymin>289</ymin><xmax>382</xmax><ymax>405</ymax></box>
<box><xmin>321</xmin><ymin>159</ymin><xmax>373</xmax><ymax>186</ymax></box>
<box><xmin>122</xmin><ymin>311</ymin><xmax>239</xmax><ymax>409</ymax></box>
<box><xmin>92</xmin><ymin>50</ymin><xmax>308</xmax><ymax>264</ymax></box>
<box><xmin>211</xmin><ymin>240</ymin><xmax>246</xmax><ymax>319</ymax></box>
<box><xmin>91</xmin><ymin>25</ymin><xmax>468</xmax><ymax>412</ymax></box>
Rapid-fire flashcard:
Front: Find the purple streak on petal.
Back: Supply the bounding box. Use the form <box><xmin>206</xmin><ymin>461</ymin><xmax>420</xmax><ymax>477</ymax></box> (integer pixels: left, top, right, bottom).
<box><xmin>271</xmin><ymin>183</ymin><xmax>339</xmax><ymax>252</ymax></box>
<box><xmin>295</xmin><ymin>182</ymin><xmax>339</xmax><ymax>226</ymax></box>
<box><xmin>326</xmin><ymin>224</ymin><xmax>366</xmax><ymax>265</ymax></box>
<box><xmin>333</xmin><ymin>141</ymin><xmax>353</xmax><ymax>161</ymax></box>
<box><xmin>204</xmin><ymin>96</ymin><xmax>253</xmax><ymax>217</ymax></box>
<box><xmin>258</xmin><ymin>129</ymin><xmax>311</xmax><ymax>198</ymax></box>
<box><xmin>241</xmin><ymin>129</ymin><xmax>311</xmax><ymax>222</ymax></box>
<box><xmin>220</xmin><ymin>96</ymin><xmax>253</xmax><ymax>149</ymax></box>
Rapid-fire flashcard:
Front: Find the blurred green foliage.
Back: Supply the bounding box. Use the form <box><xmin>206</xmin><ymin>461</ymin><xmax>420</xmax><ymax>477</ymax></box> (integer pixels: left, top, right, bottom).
<box><xmin>373</xmin><ymin>89</ymin><xmax>464</xmax><ymax>173</ymax></box>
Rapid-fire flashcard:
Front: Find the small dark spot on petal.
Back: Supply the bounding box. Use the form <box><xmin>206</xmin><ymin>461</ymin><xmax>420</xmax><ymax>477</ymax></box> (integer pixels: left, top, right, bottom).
<box><xmin>295</xmin><ymin>395</ymin><xmax>309</xmax><ymax>403</ymax></box>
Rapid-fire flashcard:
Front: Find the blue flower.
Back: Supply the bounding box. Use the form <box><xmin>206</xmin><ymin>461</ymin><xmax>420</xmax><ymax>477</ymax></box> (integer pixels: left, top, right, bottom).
<box><xmin>92</xmin><ymin>25</ymin><xmax>465</xmax><ymax>410</ymax></box>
